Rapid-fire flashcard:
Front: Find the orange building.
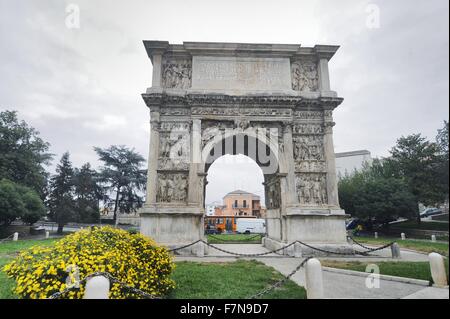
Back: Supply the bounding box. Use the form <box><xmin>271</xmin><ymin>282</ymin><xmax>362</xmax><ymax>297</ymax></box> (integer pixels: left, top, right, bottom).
<box><xmin>216</xmin><ymin>190</ymin><xmax>265</xmax><ymax>218</ymax></box>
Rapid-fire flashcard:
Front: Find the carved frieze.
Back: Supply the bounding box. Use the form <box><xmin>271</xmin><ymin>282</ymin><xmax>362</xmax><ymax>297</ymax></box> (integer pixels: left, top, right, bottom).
<box><xmin>295</xmin><ymin>173</ymin><xmax>327</xmax><ymax>205</ymax></box>
<box><xmin>156</xmin><ymin>172</ymin><xmax>188</xmax><ymax>203</ymax></box>
<box><xmin>160</xmin><ymin>107</ymin><xmax>190</xmax><ymax>117</ymax></box>
<box><xmin>295</xmin><ymin>160</ymin><xmax>327</xmax><ymax>173</ymax></box>
<box><xmin>162</xmin><ymin>58</ymin><xmax>192</xmax><ymax>89</ymax></box>
<box><xmin>192</xmin><ymin>107</ymin><xmax>292</xmax><ymax>117</ymax></box>
<box><xmin>291</xmin><ymin>59</ymin><xmax>319</xmax><ymax>92</ymax></box>
<box><xmin>293</xmin><ymin>124</ymin><xmax>323</xmax><ymax>135</ymax></box>
<box><xmin>294</xmin><ymin>110</ymin><xmax>324</xmax><ymax>120</ymax></box>
<box><xmin>293</xmin><ymin>135</ymin><xmax>324</xmax><ymax>161</ymax></box>
<box><xmin>201</xmin><ymin>120</ymin><xmax>233</xmax><ymax>148</ymax></box>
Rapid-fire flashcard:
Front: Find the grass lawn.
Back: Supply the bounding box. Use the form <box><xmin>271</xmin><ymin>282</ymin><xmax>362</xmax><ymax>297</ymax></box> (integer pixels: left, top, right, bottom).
<box><xmin>321</xmin><ymin>260</ymin><xmax>449</xmax><ymax>284</ymax></box>
<box><xmin>169</xmin><ymin>260</ymin><xmax>306</xmax><ymax>299</ymax></box>
<box><xmin>392</xmin><ymin>220</ymin><xmax>449</xmax><ymax>231</ymax></box>
<box><xmin>207</xmin><ymin>234</ymin><xmax>262</xmax><ymax>244</ymax></box>
<box><xmin>353</xmin><ymin>236</ymin><xmax>449</xmax><ymax>256</ymax></box>
<box><xmin>0</xmin><ymin>256</ymin><xmax>16</xmax><ymax>299</ymax></box>
<box><xmin>0</xmin><ymin>238</ymin><xmax>59</xmax><ymax>256</ymax></box>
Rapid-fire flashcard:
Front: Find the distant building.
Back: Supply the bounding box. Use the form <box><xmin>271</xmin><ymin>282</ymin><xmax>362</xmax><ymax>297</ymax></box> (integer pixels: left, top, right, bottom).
<box><xmin>214</xmin><ymin>190</ymin><xmax>266</xmax><ymax>218</ymax></box>
<box><xmin>205</xmin><ymin>201</ymin><xmax>221</xmax><ymax>216</ymax></box>
<box><xmin>335</xmin><ymin>150</ymin><xmax>372</xmax><ymax>178</ymax></box>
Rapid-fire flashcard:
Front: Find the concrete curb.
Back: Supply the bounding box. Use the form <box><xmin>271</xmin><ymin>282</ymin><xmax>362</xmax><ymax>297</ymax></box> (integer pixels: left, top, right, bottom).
<box><xmin>323</xmin><ymin>266</ymin><xmax>431</xmax><ymax>287</ymax></box>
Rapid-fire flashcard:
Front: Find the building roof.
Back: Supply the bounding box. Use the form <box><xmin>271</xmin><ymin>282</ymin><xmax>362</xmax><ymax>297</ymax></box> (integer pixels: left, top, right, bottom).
<box><xmin>223</xmin><ymin>190</ymin><xmax>260</xmax><ymax>199</ymax></box>
<box><xmin>335</xmin><ymin>150</ymin><xmax>371</xmax><ymax>158</ymax></box>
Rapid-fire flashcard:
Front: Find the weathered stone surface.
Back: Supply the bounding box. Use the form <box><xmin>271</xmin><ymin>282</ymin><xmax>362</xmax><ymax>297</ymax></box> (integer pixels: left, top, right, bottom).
<box><xmin>192</xmin><ymin>56</ymin><xmax>292</xmax><ymax>91</ymax></box>
<box><xmin>140</xmin><ymin>41</ymin><xmax>346</xmax><ymax>254</ymax></box>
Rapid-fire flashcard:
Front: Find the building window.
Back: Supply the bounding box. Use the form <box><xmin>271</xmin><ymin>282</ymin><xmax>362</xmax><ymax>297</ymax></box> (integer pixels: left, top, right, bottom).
<box><xmin>243</xmin><ymin>200</ymin><xmax>247</xmax><ymax>208</ymax></box>
<box><xmin>234</xmin><ymin>200</ymin><xmax>238</xmax><ymax>208</ymax></box>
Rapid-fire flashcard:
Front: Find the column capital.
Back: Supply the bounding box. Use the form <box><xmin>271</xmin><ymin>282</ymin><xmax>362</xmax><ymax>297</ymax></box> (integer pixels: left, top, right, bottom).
<box><xmin>323</xmin><ymin>121</ymin><xmax>336</xmax><ymax>134</ymax></box>
<box><xmin>282</xmin><ymin>121</ymin><xmax>293</xmax><ymax>134</ymax></box>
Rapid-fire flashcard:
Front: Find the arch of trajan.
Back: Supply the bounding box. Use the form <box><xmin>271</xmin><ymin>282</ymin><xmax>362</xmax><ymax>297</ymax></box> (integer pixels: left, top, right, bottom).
<box><xmin>139</xmin><ymin>41</ymin><xmax>351</xmax><ymax>255</ymax></box>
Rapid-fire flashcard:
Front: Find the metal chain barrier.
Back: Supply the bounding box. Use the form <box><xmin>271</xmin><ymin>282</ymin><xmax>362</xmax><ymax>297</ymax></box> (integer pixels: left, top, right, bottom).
<box><xmin>247</xmin><ymin>257</ymin><xmax>312</xmax><ymax>299</ymax></box>
<box><xmin>169</xmin><ymin>237</ymin><xmax>394</xmax><ymax>257</ymax></box>
<box><xmin>202</xmin><ymin>240</ymin><xmax>297</xmax><ymax>257</ymax></box>
<box><xmin>294</xmin><ymin>239</ymin><xmax>365</xmax><ymax>256</ymax></box>
<box><xmin>347</xmin><ymin>236</ymin><xmax>395</xmax><ymax>253</ymax></box>
<box><xmin>0</xmin><ymin>234</ymin><xmax>14</xmax><ymax>243</ymax></box>
<box><xmin>168</xmin><ymin>239</ymin><xmax>203</xmax><ymax>252</ymax></box>
<box><xmin>48</xmin><ymin>272</ymin><xmax>160</xmax><ymax>299</ymax></box>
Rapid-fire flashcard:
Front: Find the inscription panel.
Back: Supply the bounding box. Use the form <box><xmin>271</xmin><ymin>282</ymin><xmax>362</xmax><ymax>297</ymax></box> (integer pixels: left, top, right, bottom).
<box><xmin>192</xmin><ymin>56</ymin><xmax>292</xmax><ymax>91</ymax></box>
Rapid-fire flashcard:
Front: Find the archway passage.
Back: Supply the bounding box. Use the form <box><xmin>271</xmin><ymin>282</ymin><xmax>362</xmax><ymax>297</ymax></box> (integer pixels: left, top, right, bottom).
<box><xmin>204</xmin><ymin>154</ymin><xmax>266</xmax><ymax>238</ymax></box>
<box><xmin>140</xmin><ymin>40</ymin><xmax>350</xmax><ymax>256</ymax></box>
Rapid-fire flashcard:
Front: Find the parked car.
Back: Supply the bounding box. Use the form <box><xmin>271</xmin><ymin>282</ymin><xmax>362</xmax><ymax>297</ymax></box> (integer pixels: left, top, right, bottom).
<box><xmin>345</xmin><ymin>218</ymin><xmax>360</xmax><ymax>230</ymax></box>
<box><xmin>420</xmin><ymin>208</ymin><xmax>443</xmax><ymax>218</ymax></box>
<box><xmin>204</xmin><ymin>224</ymin><xmax>220</xmax><ymax>235</ymax></box>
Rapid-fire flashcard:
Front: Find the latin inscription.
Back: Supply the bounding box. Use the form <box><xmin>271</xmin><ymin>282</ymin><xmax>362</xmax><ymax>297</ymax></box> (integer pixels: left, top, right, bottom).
<box><xmin>192</xmin><ymin>56</ymin><xmax>292</xmax><ymax>91</ymax></box>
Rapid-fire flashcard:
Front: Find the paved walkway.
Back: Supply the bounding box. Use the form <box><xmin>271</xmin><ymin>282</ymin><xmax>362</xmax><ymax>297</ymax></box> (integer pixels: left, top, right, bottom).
<box><xmin>175</xmin><ymin>243</ymin><xmax>449</xmax><ymax>299</ymax></box>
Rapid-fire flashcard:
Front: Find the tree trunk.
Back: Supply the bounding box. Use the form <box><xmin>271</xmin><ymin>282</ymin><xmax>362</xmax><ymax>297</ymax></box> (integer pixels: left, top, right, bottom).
<box><xmin>113</xmin><ymin>186</ymin><xmax>121</xmax><ymax>223</ymax></box>
<box><xmin>57</xmin><ymin>223</ymin><xmax>64</xmax><ymax>234</ymax></box>
<box><xmin>416</xmin><ymin>202</ymin><xmax>421</xmax><ymax>224</ymax></box>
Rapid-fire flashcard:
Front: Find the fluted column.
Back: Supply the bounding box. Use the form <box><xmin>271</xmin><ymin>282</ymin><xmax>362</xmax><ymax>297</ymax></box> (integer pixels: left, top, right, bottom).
<box><xmin>145</xmin><ymin>111</ymin><xmax>160</xmax><ymax>205</ymax></box>
<box><xmin>188</xmin><ymin>119</ymin><xmax>202</xmax><ymax>206</ymax></box>
<box><xmin>323</xmin><ymin>112</ymin><xmax>340</xmax><ymax>207</ymax></box>
<box><xmin>281</xmin><ymin>122</ymin><xmax>297</xmax><ymax>206</ymax></box>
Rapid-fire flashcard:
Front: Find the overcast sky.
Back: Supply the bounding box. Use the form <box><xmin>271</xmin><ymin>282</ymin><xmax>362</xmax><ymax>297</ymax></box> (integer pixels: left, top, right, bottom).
<box><xmin>0</xmin><ymin>0</ymin><xmax>448</xmax><ymax>205</ymax></box>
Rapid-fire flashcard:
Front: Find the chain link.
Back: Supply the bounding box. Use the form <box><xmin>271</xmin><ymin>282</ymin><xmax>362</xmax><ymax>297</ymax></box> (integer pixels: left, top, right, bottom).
<box><xmin>168</xmin><ymin>239</ymin><xmax>203</xmax><ymax>252</ymax></box>
<box><xmin>248</xmin><ymin>257</ymin><xmax>312</xmax><ymax>299</ymax></box>
<box><xmin>203</xmin><ymin>240</ymin><xmax>297</xmax><ymax>257</ymax></box>
<box><xmin>0</xmin><ymin>234</ymin><xmax>15</xmax><ymax>243</ymax></box>
<box><xmin>347</xmin><ymin>236</ymin><xmax>395</xmax><ymax>253</ymax></box>
<box><xmin>169</xmin><ymin>238</ymin><xmax>393</xmax><ymax>257</ymax></box>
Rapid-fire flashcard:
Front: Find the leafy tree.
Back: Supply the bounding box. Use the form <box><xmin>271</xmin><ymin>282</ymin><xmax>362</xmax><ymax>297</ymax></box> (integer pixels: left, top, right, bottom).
<box><xmin>435</xmin><ymin>121</ymin><xmax>449</xmax><ymax>203</ymax></box>
<box><xmin>47</xmin><ymin>152</ymin><xmax>76</xmax><ymax>234</ymax></box>
<box><xmin>436</xmin><ymin>121</ymin><xmax>449</xmax><ymax>154</ymax></box>
<box><xmin>73</xmin><ymin>163</ymin><xmax>102</xmax><ymax>223</ymax></box>
<box><xmin>388</xmin><ymin>134</ymin><xmax>447</xmax><ymax>223</ymax></box>
<box><xmin>0</xmin><ymin>110</ymin><xmax>53</xmax><ymax>198</ymax></box>
<box><xmin>18</xmin><ymin>185</ymin><xmax>46</xmax><ymax>225</ymax></box>
<box><xmin>338</xmin><ymin>161</ymin><xmax>416</xmax><ymax>229</ymax></box>
<box><xmin>0</xmin><ymin>179</ymin><xmax>46</xmax><ymax>226</ymax></box>
<box><xmin>94</xmin><ymin>145</ymin><xmax>147</xmax><ymax>222</ymax></box>
<box><xmin>0</xmin><ymin>179</ymin><xmax>25</xmax><ymax>226</ymax></box>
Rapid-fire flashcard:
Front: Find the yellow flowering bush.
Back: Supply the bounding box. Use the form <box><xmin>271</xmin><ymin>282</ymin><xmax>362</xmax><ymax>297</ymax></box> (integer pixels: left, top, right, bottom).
<box><xmin>3</xmin><ymin>226</ymin><xmax>175</xmax><ymax>299</ymax></box>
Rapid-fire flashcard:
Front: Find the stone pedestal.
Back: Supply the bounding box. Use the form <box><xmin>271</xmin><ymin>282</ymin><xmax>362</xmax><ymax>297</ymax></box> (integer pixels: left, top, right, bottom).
<box><xmin>140</xmin><ymin>205</ymin><xmax>205</xmax><ymax>254</ymax></box>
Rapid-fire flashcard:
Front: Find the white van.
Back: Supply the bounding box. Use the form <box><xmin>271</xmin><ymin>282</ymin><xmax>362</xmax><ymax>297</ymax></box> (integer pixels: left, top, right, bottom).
<box><xmin>236</xmin><ymin>218</ymin><xmax>266</xmax><ymax>234</ymax></box>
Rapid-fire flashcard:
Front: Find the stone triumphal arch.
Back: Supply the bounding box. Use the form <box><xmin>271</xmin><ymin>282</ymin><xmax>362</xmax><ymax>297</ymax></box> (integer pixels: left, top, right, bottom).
<box><xmin>140</xmin><ymin>41</ymin><xmax>350</xmax><ymax>255</ymax></box>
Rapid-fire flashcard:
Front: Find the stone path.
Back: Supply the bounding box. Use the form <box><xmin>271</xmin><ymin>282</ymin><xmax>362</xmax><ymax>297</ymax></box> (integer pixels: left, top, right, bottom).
<box><xmin>175</xmin><ymin>243</ymin><xmax>449</xmax><ymax>299</ymax></box>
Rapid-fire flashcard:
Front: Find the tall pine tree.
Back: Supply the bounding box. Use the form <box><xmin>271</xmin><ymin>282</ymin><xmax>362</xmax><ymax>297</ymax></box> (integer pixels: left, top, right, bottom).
<box><xmin>73</xmin><ymin>163</ymin><xmax>103</xmax><ymax>223</ymax></box>
<box><xmin>47</xmin><ymin>152</ymin><xmax>75</xmax><ymax>234</ymax></box>
<box><xmin>94</xmin><ymin>145</ymin><xmax>147</xmax><ymax>222</ymax></box>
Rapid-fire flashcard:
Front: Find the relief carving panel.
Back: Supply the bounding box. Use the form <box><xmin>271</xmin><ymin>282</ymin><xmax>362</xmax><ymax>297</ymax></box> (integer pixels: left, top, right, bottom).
<box><xmin>295</xmin><ymin>173</ymin><xmax>327</xmax><ymax>205</ymax></box>
<box><xmin>157</xmin><ymin>172</ymin><xmax>188</xmax><ymax>203</ymax></box>
<box><xmin>291</xmin><ymin>59</ymin><xmax>319</xmax><ymax>92</ymax></box>
<box><xmin>162</xmin><ymin>58</ymin><xmax>192</xmax><ymax>89</ymax></box>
